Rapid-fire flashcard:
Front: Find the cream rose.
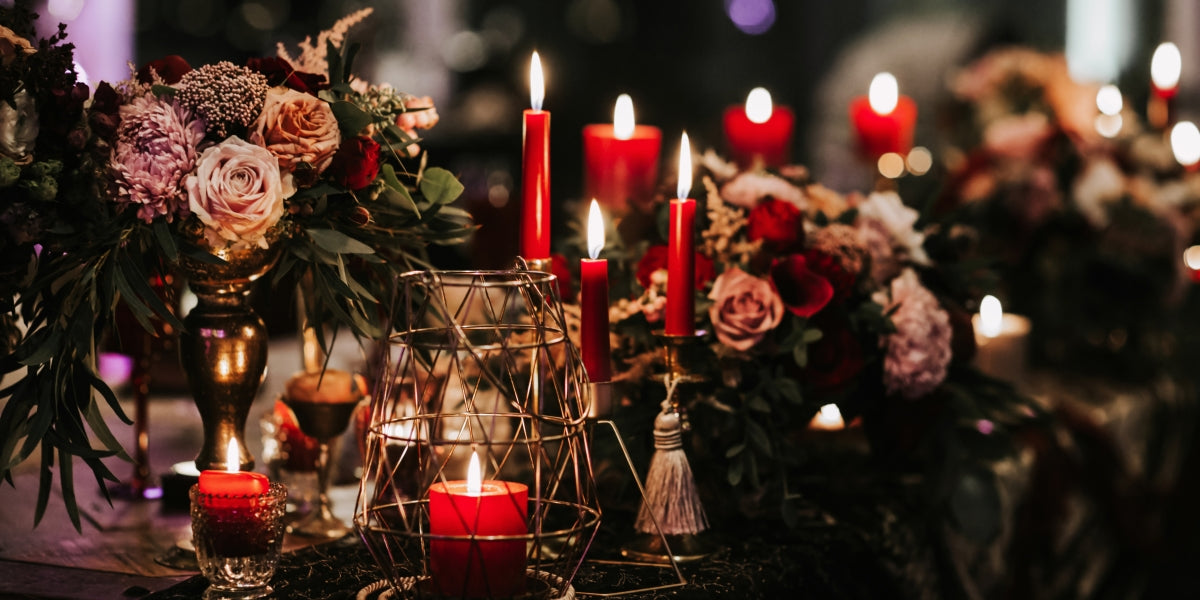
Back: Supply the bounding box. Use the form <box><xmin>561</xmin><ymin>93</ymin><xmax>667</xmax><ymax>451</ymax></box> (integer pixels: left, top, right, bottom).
<box><xmin>250</xmin><ymin>86</ymin><xmax>340</xmax><ymax>175</ymax></box>
<box><xmin>0</xmin><ymin>89</ymin><xmax>38</xmax><ymax>164</ymax></box>
<box><xmin>707</xmin><ymin>267</ymin><xmax>784</xmax><ymax>352</ymax></box>
<box><xmin>186</xmin><ymin>136</ymin><xmax>286</xmax><ymax>250</ymax></box>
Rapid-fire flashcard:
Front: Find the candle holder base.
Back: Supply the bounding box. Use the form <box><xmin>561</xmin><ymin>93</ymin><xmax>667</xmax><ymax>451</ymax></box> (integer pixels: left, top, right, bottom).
<box><xmin>652</xmin><ymin>330</ymin><xmax>711</xmax><ymax>386</ymax></box>
<box><xmin>355</xmin><ymin>570</ymin><xmax>575</xmax><ymax>600</ymax></box>
<box><xmin>154</xmin><ymin>538</ymin><xmax>199</xmax><ymax>571</ymax></box>
<box><xmin>619</xmin><ymin>532</ymin><xmax>717</xmax><ymax>564</ymax></box>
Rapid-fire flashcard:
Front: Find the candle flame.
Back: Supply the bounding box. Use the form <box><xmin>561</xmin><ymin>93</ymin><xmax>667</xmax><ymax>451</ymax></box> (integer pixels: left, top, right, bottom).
<box><xmin>813</xmin><ymin>403</ymin><xmax>845</xmax><ymax>430</ymax></box>
<box><xmin>868</xmin><ymin>72</ymin><xmax>899</xmax><ymax>115</ymax></box>
<box><xmin>1184</xmin><ymin>245</ymin><xmax>1200</xmax><ymax>270</ymax></box>
<box><xmin>1152</xmin><ymin>42</ymin><xmax>1182</xmax><ymax>91</ymax></box>
<box><xmin>1096</xmin><ymin>84</ymin><xmax>1123</xmax><ymax>116</ymax></box>
<box><xmin>676</xmin><ymin>132</ymin><xmax>692</xmax><ymax>200</ymax></box>
<box><xmin>613</xmin><ymin>94</ymin><xmax>635</xmax><ymax>140</ymax></box>
<box><xmin>529</xmin><ymin>51</ymin><xmax>544</xmax><ymax>111</ymax></box>
<box><xmin>467</xmin><ymin>451</ymin><xmax>482</xmax><ymax>495</ymax></box>
<box><xmin>587</xmin><ymin>199</ymin><xmax>605</xmax><ymax>259</ymax></box>
<box><xmin>1172</xmin><ymin>121</ymin><xmax>1200</xmax><ymax>167</ymax></box>
<box><xmin>745</xmin><ymin>87</ymin><xmax>773</xmax><ymax>124</ymax></box>
<box><xmin>979</xmin><ymin>295</ymin><xmax>1003</xmax><ymax>338</ymax></box>
<box><xmin>224</xmin><ymin>438</ymin><xmax>239</xmax><ymax>473</ymax></box>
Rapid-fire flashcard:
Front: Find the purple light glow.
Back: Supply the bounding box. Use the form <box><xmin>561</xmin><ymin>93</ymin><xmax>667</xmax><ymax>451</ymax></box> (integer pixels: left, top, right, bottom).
<box><xmin>726</xmin><ymin>0</ymin><xmax>776</xmax><ymax>35</ymax></box>
<box><xmin>976</xmin><ymin>419</ymin><xmax>995</xmax><ymax>435</ymax></box>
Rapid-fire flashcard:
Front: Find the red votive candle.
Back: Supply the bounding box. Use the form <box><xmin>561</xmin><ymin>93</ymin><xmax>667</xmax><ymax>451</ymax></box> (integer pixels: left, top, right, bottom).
<box><xmin>583</xmin><ymin>94</ymin><xmax>662</xmax><ymax>217</ymax></box>
<box><xmin>581</xmin><ymin>200</ymin><xmax>612</xmax><ymax>382</ymax></box>
<box><xmin>723</xmin><ymin>87</ymin><xmax>794</xmax><ymax>169</ymax></box>
<box><xmin>849</xmin><ymin>72</ymin><xmax>917</xmax><ymax>160</ymax></box>
<box><xmin>665</xmin><ymin>133</ymin><xmax>696</xmax><ymax>336</ymax></box>
<box><xmin>429</xmin><ymin>452</ymin><xmax>528</xmax><ymax>598</ymax></box>
<box><xmin>194</xmin><ymin>439</ymin><xmax>274</xmax><ymax>557</ymax></box>
<box><xmin>522</xmin><ymin>52</ymin><xmax>551</xmax><ymax>260</ymax></box>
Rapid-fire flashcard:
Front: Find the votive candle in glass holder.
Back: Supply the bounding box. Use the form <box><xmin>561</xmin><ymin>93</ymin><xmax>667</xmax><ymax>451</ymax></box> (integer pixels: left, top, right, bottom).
<box><xmin>190</xmin><ymin>482</ymin><xmax>288</xmax><ymax>600</ymax></box>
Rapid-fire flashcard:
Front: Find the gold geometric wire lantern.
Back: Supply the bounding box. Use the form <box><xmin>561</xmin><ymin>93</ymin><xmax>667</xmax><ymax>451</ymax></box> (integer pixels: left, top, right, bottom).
<box><xmin>355</xmin><ymin>269</ymin><xmax>600</xmax><ymax>599</ymax></box>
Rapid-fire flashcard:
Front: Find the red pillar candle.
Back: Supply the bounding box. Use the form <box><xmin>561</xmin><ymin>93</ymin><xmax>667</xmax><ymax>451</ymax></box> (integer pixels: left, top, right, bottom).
<box><xmin>580</xmin><ymin>200</ymin><xmax>612</xmax><ymax>382</ymax></box>
<box><xmin>429</xmin><ymin>452</ymin><xmax>529</xmax><ymax>599</ymax></box>
<box><xmin>522</xmin><ymin>51</ymin><xmax>551</xmax><ymax>260</ymax></box>
<box><xmin>849</xmin><ymin>72</ymin><xmax>917</xmax><ymax>160</ymax></box>
<box><xmin>198</xmin><ymin>439</ymin><xmax>270</xmax><ymax>500</ymax></box>
<box><xmin>723</xmin><ymin>87</ymin><xmax>795</xmax><ymax>169</ymax></box>
<box><xmin>582</xmin><ymin>94</ymin><xmax>662</xmax><ymax>217</ymax></box>
<box><xmin>665</xmin><ymin>133</ymin><xmax>696</xmax><ymax>336</ymax></box>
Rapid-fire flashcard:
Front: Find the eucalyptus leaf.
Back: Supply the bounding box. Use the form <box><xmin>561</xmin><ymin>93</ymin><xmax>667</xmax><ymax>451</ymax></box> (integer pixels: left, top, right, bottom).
<box><xmin>330</xmin><ymin>101</ymin><xmax>372</xmax><ymax>136</ymax></box>
<box><xmin>728</xmin><ymin>456</ymin><xmax>744</xmax><ymax>486</ymax></box>
<box><xmin>745</xmin><ymin>418</ymin><xmax>773</xmax><ymax>457</ymax></box>
<box><xmin>307</xmin><ymin>228</ymin><xmax>376</xmax><ymax>255</ymax></box>
<box><xmin>419</xmin><ymin>167</ymin><xmax>464</xmax><ymax>205</ymax></box>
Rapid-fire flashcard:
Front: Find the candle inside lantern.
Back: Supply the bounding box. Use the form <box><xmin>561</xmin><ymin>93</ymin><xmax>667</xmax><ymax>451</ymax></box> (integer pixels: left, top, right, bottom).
<box><xmin>580</xmin><ymin>200</ymin><xmax>612</xmax><ymax>383</ymax></box>
<box><xmin>665</xmin><ymin>133</ymin><xmax>696</xmax><ymax>336</ymax></box>
<box><xmin>582</xmin><ymin>94</ymin><xmax>663</xmax><ymax>217</ymax></box>
<box><xmin>722</xmin><ymin>87</ymin><xmax>795</xmax><ymax>168</ymax></box>
<box><xmin>971</xmin><ymin>295</ymin><xmax>1031</xmax><ymax>386</ymax></box>
<box><xmin>849</xmin><ymin>72</ymin><xmax>917</xmax><ymax>160</ymax></box>
<box><xmin>521</xmin><ymin>51</ymin><xmax>551</xmax><ymax>260</ymax></box>
<box><xmin>428</xmin><ymin>451</ymin><xmax>529</xmax><ymax>598</ymax></box>
<box><xmin>198</xmin><ymin>439</ymin><xmax>269</xmax><ymax>501</ymax></box>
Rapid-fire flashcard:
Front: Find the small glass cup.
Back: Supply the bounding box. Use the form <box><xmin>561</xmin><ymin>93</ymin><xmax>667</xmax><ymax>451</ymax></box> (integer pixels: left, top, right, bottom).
<box><xmin>190</xmin><ymin>482</ymin><xmax>288</xmax><ymax>600</ymax></box>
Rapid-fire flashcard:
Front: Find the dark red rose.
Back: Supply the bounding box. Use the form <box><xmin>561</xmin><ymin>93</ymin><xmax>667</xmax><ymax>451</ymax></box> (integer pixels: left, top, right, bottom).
<box><xmin>803</xmin><ymin>316</ymin><xmax>865</xmax><ymax>392</ymax></box>
<box><xmin>328</xmin><ymin>136</ymin><xmax>381</xmax><ymax>190</ymax></box>
<box><xmin>769</xmin><ymin>254</ymin><xmax>834</xmax><ymax>318</ymax></box>
<box><xmin>550</xmin><ymin>253</ymin><xmax>574</xmax><ymax>301</ymax></box>
<box><xmin>136</xmin><ymin>55</ymin><xmax>192</xmax><ymax>84</ymax></box>
<box><xmin>636</xmin><ymin>245</ymin><xmax>716</xmax><ymax>291</ymax></box>
<box><xmin>246</xmin><ymin>57</ymin><xmax>328</xmax><ymax>94</ymax></box>
<box><xmin>802</xmin><ymin>249</ymin><xmax>856</xmax><ymax>301</ymax></box>
<box><xmin>747</xmin><ymin>198</ymin><xmax>804</xmax><ymax>253</ymax></box>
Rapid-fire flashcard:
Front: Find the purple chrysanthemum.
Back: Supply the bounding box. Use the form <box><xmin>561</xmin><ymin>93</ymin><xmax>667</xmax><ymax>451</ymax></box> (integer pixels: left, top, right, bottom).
<box><xmin>111</xmin><ymin>95</ymin><xmax>207</xmax><ymax>223</ymax></box>
<box><xmin>874</xmin><ymin>268</ymin><xmax>953</xmax><ymax>400</ymax></box>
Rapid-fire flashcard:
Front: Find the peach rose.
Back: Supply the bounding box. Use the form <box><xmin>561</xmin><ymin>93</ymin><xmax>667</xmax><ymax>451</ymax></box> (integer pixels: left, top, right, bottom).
<box><xmin>250</xmin><ymin>86</ymin><xmax>340</xmax><ymax>175</ymax></box>
<box><xmin>708</xmin><ymin>267</ymin><xmax>785</xmax><ymax>352</ymax></box>
<box><xmin>186</xmin><ymin>136</ymin><xmax>286</xmax><ymax>250</ymax></box>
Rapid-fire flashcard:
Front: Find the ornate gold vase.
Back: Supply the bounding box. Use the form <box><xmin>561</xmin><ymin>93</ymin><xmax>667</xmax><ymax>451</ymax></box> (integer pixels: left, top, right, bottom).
<box><xmin>179</xmin><ymin>244</ymin><xmax>280</xmax><ymax>471</ymax></box>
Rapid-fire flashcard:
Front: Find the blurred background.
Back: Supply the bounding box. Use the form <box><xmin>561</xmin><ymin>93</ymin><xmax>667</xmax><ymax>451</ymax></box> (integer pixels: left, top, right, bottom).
<box><xmin>26</xmin><ymin>0</ymin><xmax>1196</xmax><ymax>267</ymax></box>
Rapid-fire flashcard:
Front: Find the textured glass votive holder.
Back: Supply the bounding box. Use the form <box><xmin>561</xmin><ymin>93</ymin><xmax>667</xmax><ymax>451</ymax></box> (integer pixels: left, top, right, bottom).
<box><xmin>190</xmin><ymin>482</ymin><xmax>288</xmax><ymax>600</ymax></box>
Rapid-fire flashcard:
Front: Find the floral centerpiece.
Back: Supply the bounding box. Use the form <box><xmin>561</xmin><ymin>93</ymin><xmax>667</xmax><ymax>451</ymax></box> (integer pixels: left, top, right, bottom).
<box><xmin>0</xmin><ymin>3</ymin><xmax>472</xmax><ymax>528</ymax></box>
<box><xmin>938</xmin><ymin>46</ymin><xmax>1198</xmax><ymax>379</ymax></box>
<box><xmin>568</xmin><ymin>150</ymin><xmax>1039</xmax><ymax>526</ymax></box>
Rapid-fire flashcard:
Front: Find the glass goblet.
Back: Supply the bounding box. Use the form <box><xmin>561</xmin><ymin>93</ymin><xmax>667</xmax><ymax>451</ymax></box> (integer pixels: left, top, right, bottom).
<box><xmin>281</xmin><ymin>397</ymin><xmax>360</xmax><ymax>538</ymax></box>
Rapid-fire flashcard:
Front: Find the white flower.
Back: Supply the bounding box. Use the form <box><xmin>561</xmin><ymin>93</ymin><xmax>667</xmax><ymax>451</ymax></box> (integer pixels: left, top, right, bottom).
<box><xmin>856</xmin><ymin>190</ymin><xmax>929</xmax><ymax>265</ymax></box>
<box><xmin>1072</xmin><ymin>158</ymin><xmax>1125</xmax><ymax>227</ymax></box>
<box><xmin>0</xmin><ymin>89</ymin><xmax>38</xmax><ymax>164</ymax></box>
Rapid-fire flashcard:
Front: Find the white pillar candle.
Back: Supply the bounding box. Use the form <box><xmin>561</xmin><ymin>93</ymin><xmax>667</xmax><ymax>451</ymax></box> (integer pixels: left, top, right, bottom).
<box><xmin>971</xmin><ymin>295</ymin><xmax>1031</xmax><ymax>385</ymax></box>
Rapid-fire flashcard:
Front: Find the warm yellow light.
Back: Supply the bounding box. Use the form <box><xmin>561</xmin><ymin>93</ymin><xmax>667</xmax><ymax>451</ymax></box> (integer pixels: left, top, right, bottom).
<box><xmin>587</xmin><ymin>200</ymin><xmax>605</xmax><ymax>259</ymax></box>
<box><xmin>1184</xmin><ymin>245</ymin><xmax>1200</xmax><ymax>270</ymax></box>
<box><xmin>745</xmin><ymin>87</ymin><xmax>773</xmax><ymax>124</ymax></box>
<box><xmin>979</xmin><ymin>295</ymin><xmax>1003</xmax><ymax>338</ymax></box>
<box><xmin>878</xmin><ymin>152</ymin><xmax>905</xmax><ymax>179</ymax></box>
<box><xmin>868</xmin><ymin>72</ymin><xmax>899</xmax><ymax>115</ymax></box>
<box><xmin>467</xmin><ymin>451</ymin><xmax>482</xmax><ymax>495</ymax></box>
<box><xmin>906</xmin><ymin>147</ymin><xmax>932</xmax><ymax>175</ymax></box>
<box><xmin>613</xmin><ymin>93</ymin><xmax>635</xmax><ymax>140</ymax></box>
<box><xmin>677</xmin><ymin>132</ymin><xmax>692</xmax><ymax>200</ymax></box>
<box><xmin>529</xmin><ymin>51</ymin><xmax>544</xmax><ymax>111</ymax></box>
<box><xmin>1095</xmin><ymin>114</ymin><xmax>1123</xmax><ymax>138</ymax></box>
<box><xmin>812</xmin><ymin>403</ymin><xmax>845</xmax><ymax>430</ymax></box>
<box><xmin>1152</xmin><ymin>42</ymin><xmax>1182</xmax><ymax>91</ymax></box>
<box><xmin>224</xmin><ymin>438</ymin><xmax>240</xmax><ymax>473</ymax></box>
<box><xmin>1171</xmin><ymin>121</ymin><xmax>1200</xmax><ymax>167</ymax></box>
<box><xmin>1096</xmin><ymin>84</ymin><xmax>1123</xmax><ymax>116</ymax></box>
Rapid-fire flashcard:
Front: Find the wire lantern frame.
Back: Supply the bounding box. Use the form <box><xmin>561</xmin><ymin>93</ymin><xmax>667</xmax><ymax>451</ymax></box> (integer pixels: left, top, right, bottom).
<box><xmin>355</xmin><ymin>269</ymin><xmax>601</xmax><ymax>599</ymax></box>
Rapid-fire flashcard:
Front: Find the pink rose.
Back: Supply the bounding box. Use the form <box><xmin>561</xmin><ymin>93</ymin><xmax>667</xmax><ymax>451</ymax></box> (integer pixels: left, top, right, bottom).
<box><xmin>186</xmin><ymin>136</ymin><xmax>286</xmax><ymax>250</ymax></box>
<box><xmin>707</xmin><ymin>267</ymin><xmax>785</xmax><ymax>352</ymax></box>
<box><xmin>250</xmin><ymin>87</ymin><xmax>340</xmax><ymax>176</ymax></box>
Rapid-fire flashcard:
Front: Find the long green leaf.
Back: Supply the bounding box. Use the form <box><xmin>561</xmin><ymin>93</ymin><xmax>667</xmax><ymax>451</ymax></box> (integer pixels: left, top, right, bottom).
<box><xmin>306</xmin><ymin>228</ymin><xmax>376</xmax><ymax>255</ymax></box>
<box><xmin>58</xmin><ymin>438</ymin><xmax>81</xmax><ymax>531</ymax></box>
<box><xmin>33</xmin><ymin>442</ymin><xmax>52</xmax><ymax>526</ymax></box>
<box><xmin>84</xmin><ymin>396</ymin><xmax>130</xmax><ymax>461</ymax></box>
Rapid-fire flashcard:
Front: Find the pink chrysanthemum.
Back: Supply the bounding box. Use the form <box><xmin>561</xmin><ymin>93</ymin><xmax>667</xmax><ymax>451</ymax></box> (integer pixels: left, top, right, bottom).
<box><xmin>874</xmin><ymin>268</ymin><xmax>953</xmax><ymax>400</ymax></box>
<box><xmin>111</xmin><ymin>95</ymin><xmax>207</xmax><ymax>223</ymax></box>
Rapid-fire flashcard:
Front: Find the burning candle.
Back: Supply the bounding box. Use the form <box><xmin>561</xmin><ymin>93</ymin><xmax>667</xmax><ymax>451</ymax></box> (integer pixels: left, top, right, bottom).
<box><xmin>971</xmin><ymin>295</ymin><xmax>1031</xmax><ymax>386</ymax></box>
<box><xmin>1094</xmin><ymin>84</ymin><xmax>1124</xmax><ymax>139</ymax></box>
<box><xmin>198</xmin><ymin>439</ymin><xmax>270</xmax><ymax>500</ymax></box>
<box><xmin>580</xmin><ymin>200</ymin><xmax>612</xmax><ymax>383</ymax></box>
<box><xmin>1171</xmin><ymin>121</ymin><xmax>1200</xmax><ymax>169</ymax></box>
<box><xmin>665</xmin><ymin>133</ymin><xmax>696</xmax><ymax>336</ymax></box>
<box><xmin>808</xmin><ymin>404</ymin><xmax>845</xmax><ymax>431</ymax></box>
<box><xmin>1185</xmin><ymin>245</ymin><xmax>1200</xmax><ymax>283</ymax></box>
<box><xmin>722</xmin><ymin>87</ymin><xmax>795</xmax><ymax>169</ymax></box>
<box><xmin>521</xmin><ymin>51</ymin><xmax>551</xmax><ymax>260</ymax></box>
<box><xmin>849</xmin><ymin>73</ymin><xmax>918</xmax><ymax>160</ymax></box>
<box><xmin>582</xmin><ymin>94</ymin><xmax>662</xmax><ymax>217</ymax></box>
<box><xmin>1152</xmin><ymin>42</ymin><xmax>1182</xmax><ymax>99</ymax></box>
<box><xmin>428</xmin><ymin>451</ymin><xmax>529</xmax><ymax>598</ymax></box>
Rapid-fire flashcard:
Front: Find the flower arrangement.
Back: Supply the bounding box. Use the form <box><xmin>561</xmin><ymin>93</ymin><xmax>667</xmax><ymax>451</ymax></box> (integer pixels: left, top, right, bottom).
<box><xmin>571</xmin><ymin>150</ymin><xmax>1038</xmax><ymax>525</ymax></box>
<box><xmin>938</xmin><ymin>46</ymin><xmax>1198</xmax><ymax>379</ymax></box>
<box><xmin>0</xmin><ymin>3</ymin><xmax>472</xmax><ymax>527</ymax></box>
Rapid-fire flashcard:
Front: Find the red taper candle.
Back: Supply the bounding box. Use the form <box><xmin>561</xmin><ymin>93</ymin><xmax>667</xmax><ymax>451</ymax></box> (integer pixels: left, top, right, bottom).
<box><xmin>665</xmin><ymin>133</ymin><xmax>696</xmax><ymax>336</ymax></box>
<box><xmin>723</xmin><ymin>87</ymin><xmax>795</xmax><ymax>169</ymax></box>
<box><xmin>522</xmin><ymin>51</ymin><xmax>551</xmax><ymax>260</ymax></box>
<box><xmin>580</xmin><ymin>200</ymin><xmax>612</xmax><ymax>382</ymax></box>
<box><xmin>849</xmin><ymin>72</ymin><xmax>917</xmax><ymax>160</ymax></box>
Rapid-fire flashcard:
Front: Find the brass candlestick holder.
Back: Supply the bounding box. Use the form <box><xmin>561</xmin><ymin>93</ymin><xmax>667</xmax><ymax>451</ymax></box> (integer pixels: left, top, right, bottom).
<box><xmin>621</xmin><ymin>330</ymin><xmax>717</xmax><ymax>564</ymax></box>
